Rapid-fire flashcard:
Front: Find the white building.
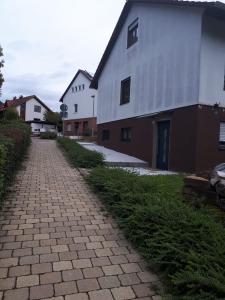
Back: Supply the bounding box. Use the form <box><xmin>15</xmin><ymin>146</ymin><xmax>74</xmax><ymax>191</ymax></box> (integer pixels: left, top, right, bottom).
<box><xmin>1</xmin><ymin>95</ymin><xmax>56</xmax><ymax>134</ymax></box>
<box><xmin>91</xmin><ymin>0</ymin><xmax>225</xmax><ymax>173</ymax></box>
<box><xmin>59</xmin><ymin>69</ymin><xmax>97</xmax><ymax>137</ymax></box>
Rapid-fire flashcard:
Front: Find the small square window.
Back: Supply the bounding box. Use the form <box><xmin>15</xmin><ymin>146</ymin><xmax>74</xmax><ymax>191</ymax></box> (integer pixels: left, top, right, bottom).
<box><xmin>121</xmin><ymin>127</ymin><xmax>132</xmax><ymax>142</ymax></box>
<box><xmin>34</xmin><ymin>105</ymin><xmax>41</xmax><ymax>113</ymax></box>
<box><xmin>127</xmin><ymin>18</ymin><xmax>138</xmax><ymax>48</ymax></box>
<box><xmin>120</xmin><ymin>77</ymin><xmax>131</xmax><ymax>105</ymax></box>
<box><xmin>102</xmin><ymin>130</ymin><xmax>110</xmax><ymax>141</ymax></box>
<box><xmin>74</xmin><ymin>104</ymin><xmax>78</xmax><ymax>113</ymax></box>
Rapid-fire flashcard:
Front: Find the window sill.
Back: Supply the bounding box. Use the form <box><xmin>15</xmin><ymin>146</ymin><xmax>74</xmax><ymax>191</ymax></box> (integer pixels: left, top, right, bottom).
<box><xmin>120</xmin><ymin>102</ymin><xmax>130</xmax><ymax>106</ymax></box>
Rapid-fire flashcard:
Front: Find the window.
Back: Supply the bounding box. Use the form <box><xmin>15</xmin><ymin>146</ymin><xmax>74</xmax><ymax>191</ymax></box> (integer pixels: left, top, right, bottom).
<box><xmin>79</xmin><ymin>85</ymin><xmax>82</xmax><ymax>91</ymax></box>
<box><xmin>33</xmin><ymin>118</ymin><xmax>40</xmax><ymax>121</ymax></box>
<box><xmin>74</xmin><ymin>104</ymin><xmax>78</xmax><ymax>113</ymax></box>
<box><xmin>219</xmin><ymin>122</ymin><xmax>225</xmax><ymax>147</ymax></box>
<box><xmin>127</xmin><ymin>18</ymin><xmax>138</xmax><ymax>48</ymax></box>
<box><xmin>121</xmin><ymin>127</ymin><xmax>132</xmax><ymax>142</ymax></box>
<box><xmin>102</xmin><ymin>130</ymin><xmax>110</xmax><ymax>141</ymax></box>
<box><xmin>120</xmin><ymin>77</ymin><xmax>131</xmax><ymax>105</ymax></box>
<box><xmin>82</xmin><ymin>84</ymin><xmax>85</xmax><ymax>90</ymax></box>
<box><xmin>67</xmin><ymin>124</ymin><xmax>72</xmax><ymax>131</ymax></box>
<box><xmin>72</xmin><ymin>87</ymin><xmax>75</xmax><ymax>93</ymax></box>
<box><xmin>75</xmin><ymin>86</ymin><xmax>78</xmax><ymax>92</ymax></box>
<box><xmin>34</xmin><ymin>105</ymin><xmax>41</xmax><ymax>113</ymax></box>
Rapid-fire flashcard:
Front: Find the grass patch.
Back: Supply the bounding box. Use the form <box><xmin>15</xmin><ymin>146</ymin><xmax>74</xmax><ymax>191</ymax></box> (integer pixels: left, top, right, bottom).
<box><xmin>57</xmin><ymin>137</ymin><xmax>105</xmax><ymax>168</ymax></box>
<box><xmin>40</xmin><ymin>132</ymin><xmax>57</xmax><ymax>139</ymax></box>
<box><xmin>87</xmin><ymin>167</ymin><xmax>225</xmax><ymax>299</ymax></box>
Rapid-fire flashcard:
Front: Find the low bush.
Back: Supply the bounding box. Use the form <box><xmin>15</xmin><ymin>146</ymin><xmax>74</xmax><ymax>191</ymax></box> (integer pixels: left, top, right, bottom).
<box><xmin>0</xmin><ymin>120</ymin><xmax>31</xmax><ymax>204</ymax></box>
<box><xmin>87</xmin><ymin>167</ymin><xmax>225</xmax><ymax>299</ymax></box>
<box><xmin>40</xmin><ymin>132</ymin><xmax>57</xmax><ymax>139</ymax></box>
<box><xmin>57</xmin><ymin>137</ymin><xmax>105</xmax><ymax>168</ymax></box>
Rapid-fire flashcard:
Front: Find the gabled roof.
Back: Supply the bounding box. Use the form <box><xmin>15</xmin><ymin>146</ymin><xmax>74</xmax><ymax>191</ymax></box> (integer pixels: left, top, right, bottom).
<box><xmin>1</xmin><ymin>95</ymin><xmax>52</xmax><ymax>112</ymax></box>
<box><xmin>90</xmin><ymin>0</ymin><xmax>225</xmax><ymax>89</ymax></box>
<box><xmin>59</xmin><ymin>69</ymin><xmax>93</xmax><ymax>103</ymax></box>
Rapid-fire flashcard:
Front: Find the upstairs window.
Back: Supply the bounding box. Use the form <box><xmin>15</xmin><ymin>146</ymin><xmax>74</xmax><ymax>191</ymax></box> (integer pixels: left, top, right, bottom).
<box><xmin>34</xmin><ymin>105</ymin><xmax>41</xmax><ymax>113</ymax></box>
<box><xmin>74</xmin><ymin>104</ymin><xmax>78</xmax><ymax>113</ymax></box>
<box><xmin>127</xmin><ymin>18</ymin><xmax>138</xmax><ymax>48</ymax></box>
<box><xmin>102</xmin><ymin>130</ymin><xmax>110</xmax><ymax>141</ymax></box>
<box><xmin>82</xmin><ymin>84</ymin><xmax>85</xmax><ymax>90</ymax></box>
<box><xmin>120</xmin><ymin>77</ymin><xmax>131</xmax><ymax>105</ymax></box>
<box><xmin>72</xmin><ymin>87</ymin><xmax>75</xmax><ymax>93</ymax></box>
<box><xmin>219</xmin><ymin>122</ymin><xmax>225</xmax><ymax>147</ymax></box>
<box><xmin>121</xmin><ymin>127</ymin><xmax>132</xmax><ymax>142</ymax></box>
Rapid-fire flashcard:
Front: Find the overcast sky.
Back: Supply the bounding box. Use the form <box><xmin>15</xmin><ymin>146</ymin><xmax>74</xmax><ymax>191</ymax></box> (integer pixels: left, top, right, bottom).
<box><xmin>0</xmin><ymin>0</ymin><xmax>223</xmax><ymax>111</ymax></box>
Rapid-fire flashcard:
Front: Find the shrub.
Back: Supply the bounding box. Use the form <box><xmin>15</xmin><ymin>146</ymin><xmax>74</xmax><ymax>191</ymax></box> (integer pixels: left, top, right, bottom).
<box><xmin>57</xmin><ymin>137</ymin><xmax>105</xmax><ymax>168</ymax></box>
<box><xmin>4</xmin><ymin>107</ymin><xmax>19</xmax><ymax>120</ymax></box>
<box><xmin>0</xmin><ymin>120</ymin><xmax>31</xmax><ymax>204</ymax></box>
<box><xmin>87</xmin><ymin>167</ymin><xmax>225</xmax><ymax>299</ymax></box>
<box><xmin>40</xmin><ymin>132</ymin><xmax>57</xmax><ymax>139</ymax></box>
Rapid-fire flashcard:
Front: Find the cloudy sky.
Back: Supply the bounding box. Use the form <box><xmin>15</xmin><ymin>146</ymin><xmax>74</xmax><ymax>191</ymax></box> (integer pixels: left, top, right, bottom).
<box><xmin>0</xmin><ymin>0</ymin><xmax>223</xmax><ymax>111</ymax></box>
<box><xmin>0</xmin><ymin>0</ymin><xmax>125</xmax><ymax>110</ymax></box>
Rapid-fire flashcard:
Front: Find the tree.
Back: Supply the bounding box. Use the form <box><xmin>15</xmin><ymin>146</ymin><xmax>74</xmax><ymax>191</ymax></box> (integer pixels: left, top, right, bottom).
<box><xmin>4</xmin><ymin>107</ymin><xmax>19</xmax><ymax>120</ymax></box>
<box><xmin>0</xmin><ymin>46</ymin><xmax>4</xmax><ymax>96</ymax></box>
<box><xmin>43</xmin><ymin>111</ymin><xmax>62</xmax><ymax>131</ymax></box>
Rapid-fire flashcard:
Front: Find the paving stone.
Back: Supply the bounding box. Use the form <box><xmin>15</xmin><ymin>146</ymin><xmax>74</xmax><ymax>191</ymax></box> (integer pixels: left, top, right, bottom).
<box><xmin>59</xmin><ymin>251</ymin><xmax>78</xmax><ymax>261</ymax></box>
<box><xmin>132</xmin><ymin>283</ymin><xmax>155</xmax><ymax>297</ymax></box>
<box><xmin>65</xmin><ymin>293</ymin><xmax>89</xmax><ymax>300</ymax></box>
<box><xmin>53</xmin><ymin>260</ymin><xmax>73</xmax><ymax>271</ymax></box>
<box><xmin>41</xmin><ymin>272</ymin><xmax>62</xmax><ymax>284</ymax></box>
<box><xmin>20</xmin><ymin>255</ymin><xmax>39</xmax><ymax>265</ymax></box>
<box><xmin>118</xmin><ymin>273</ymin><xmax>141</xmax><ymax>286</ymax></box>
<box><xmin>40</xmin><ymin>253</ymin><xmax>59</xmax><ymax>263</ymax></box>
<box><xmin>111</xmin><ymin>286</ymin><xmax>136</xmax><ymax>300</ymax></box>
<box><xmin>95</xmin><ymin>248</ymin><xmax>113</xmax><ymax>257</ymax></box>
<box><xmin>110</xmin><ymin>255</ymin><xmax>128</xmax><ymax>265</ymax></box>
<box><xmin>98</xmin><ymin>275</ymin><xmax>121</xmax><ymax>289</ymax></box>
<box><xmin>0</xmin><ymin>277</ymin><xmax>15</xmax><ymax>290</ymax></box>
<box><xmin>32</xmin><ymin>263</ymin><xmax>52</xmax><ymax>274</ymax></box>
<box><xmin>17</xmin><ymin>275</ymin><xmax>39</xmax><ymax>288</ymax></box>
<box><xmin>4</xmin><ymin>287</ymin><xmax>29</xmax><ymax>300</ymax></box>
<box><xmin>77</xmin><ymin>278</ymin><xmax>100</xmax><ymax>292</ymax></box>
<box><xmin>78</xmin><ymin>250</ymin><xmax>96</xmax><ymax>259</ymax></box>
<box><xmin>0</xmin><ymin>267</ymin><xmax>7</xmax><ymax>279</ymax></box>
<box><xmin>91</xmin><ymin>257</ymin><xmax>111</xmax><ymax>267</ymax></box>
<box><xmin>51</xmin><ymin>245</ymin><xmax>69</xmax><ymax>253</ymax></box>
<box><xmin>83</xmin><ymin>267</ymin><xmax>104</xmax><ymax>278</ymax></box>
<box><xmin>0</xmin><ymin>257</ymin><xmax>18</xmax><ymax>267</ymax></box>
<box><xmin>33</xmin><ymin>246</ymin><xmax>51</xmax><ymax>255</ymax></box>
<box><xmin>73</xmin><ymin>259</ymin><xmax>92</xmax><ymax>269</ymax></box>
<box><xmin>102</xmin><ymin>265</ymin><xmax>123</xmax><ymax>276</ymax></box>
<box><xmin>54</xmin><ymin>281</ymin><xmax>77</xmax><ymax>296</ymax></box>
<box><xmin>62</xmin><ymin>269</ymin><xmax>83</xmax><ymax>281</ymax></box>
<box><xmin>138</xmin><ymin>271</ymin><xmax>159</xmax><ymax>283</ymax></box>
<box><xmin>88</xmin><ymin>289</ymin><xmax>113</xmax><ymax>300</ymax></box>
<box><xmin>121</xmin><ymin>263</ymin><xmax>142</xmax><ymax>273</ymax></box>
<box><xmin>30</xmin><ymin>284</ymin><xmax>54</xmax><ymax>299</ymax></box>
<box><xmin>9</xmin><ymin>265</ymin><xmax>30</xmax><ymax>277</ymax></box>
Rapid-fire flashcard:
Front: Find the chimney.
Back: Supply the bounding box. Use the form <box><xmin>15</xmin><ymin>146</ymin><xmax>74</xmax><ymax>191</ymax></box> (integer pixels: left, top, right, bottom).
<box><xmin>13</xmin><ymin>96</ymin><xmax>17</xmax><ymax>100</ymax></box>
<box><xmin>19</xmin><ymin>95</ymin><xmax>23</xmax><ymax>99</ymax></box>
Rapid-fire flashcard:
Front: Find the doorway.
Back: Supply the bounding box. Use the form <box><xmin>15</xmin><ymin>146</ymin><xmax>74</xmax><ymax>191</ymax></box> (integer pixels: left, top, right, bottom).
<box><xmin>156</xmin><ymin>120</ymin><xmax>170</xmax><ymax>170</ymax></box>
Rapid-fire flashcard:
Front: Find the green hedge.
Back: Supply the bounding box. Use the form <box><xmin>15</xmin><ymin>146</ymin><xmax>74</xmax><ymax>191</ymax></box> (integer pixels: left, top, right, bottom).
<box><xmin>87</xmin><ymin>167</ymin><xmax>225</xmax><ymax>299</ymax></box>
<box><xmin>57</xmin><ymin>137</ymin><xmax>105</xmax><ymax>168</ymax></box>
<box><xmin>0</xmin><ymin>120</ymin><xmax>31</xmax><ymax>204</ymax></box>
<box><xmin>40</xmin><ymin>132</ymin><xmax>57</xmax><ymax>139</ymax></box>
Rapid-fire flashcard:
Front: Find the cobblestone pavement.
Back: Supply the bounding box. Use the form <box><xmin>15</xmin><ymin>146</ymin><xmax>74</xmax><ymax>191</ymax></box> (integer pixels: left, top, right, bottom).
<box><xmin>0</xmin><ymin>139</ymin><xmax>162</xmax><ymax>300</ymax></box>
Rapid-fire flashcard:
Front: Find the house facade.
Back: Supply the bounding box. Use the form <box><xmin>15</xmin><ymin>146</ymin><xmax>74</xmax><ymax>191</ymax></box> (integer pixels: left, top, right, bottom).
<box><xmin>0</xmin><ymin>95</ymin><xmax>56</xmax><ymax>134</ymax></box>
<box><xmin>60</xmin><ymin>69</ymin><xmax>97</xmax><ymax>137</ymax></box>
<box><xmin>91</xmin><ymin>0</ymin><xmax>225</xmax><ymax>173</ymax></box>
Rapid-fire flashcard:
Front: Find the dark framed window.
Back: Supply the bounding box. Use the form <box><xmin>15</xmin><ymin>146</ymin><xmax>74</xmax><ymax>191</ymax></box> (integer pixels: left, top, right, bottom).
<box><xmin>74</xmin><ymin>104</ymin><xmax>78</xmax><ymax>113</ymax></box>
<box><xmin>127</xmin><ymin>18</ymin><xmax>138</xmax><ymax>48</ymax></box>
<box><xmin>121</xmin><ymin>127</ymin><xmax>132</xmax><ymax>142</ymax></box>
<box><xmin>34</xmin><ymin>105</ymin><xmax>41</xmax><ymax>113</ymax></box>
<box><xmin>79</xmin><ymin>85</ymin><xmax>82</xmax><ymax>91</ymax></box>
<box><xmin>102</xmin><ymin>130</ymin><xmax>110</xmax><ymax>141</ymax></box>
<box><xmin>75</xmin><ymin>86</ymin><xmax>78</xmax><ymax>92</ymax></box>
<box><xmin>82</xmin><ymin>84</ymin><xmax>85</xmax><ymax>90</ymax></box>
<box><xmin>72</xmin><ymin>87</ymin><xmax>75</xmax><ymax>93</ymax></box>
<box><xmin>219</xmin><ymin>122</ymin><xmax>225</xmax><ymax>147</ymax></box>
<box><xmin>120</xmin><ymin>77</ymin><xmax>131</xmax><ymax>105</ymax></box>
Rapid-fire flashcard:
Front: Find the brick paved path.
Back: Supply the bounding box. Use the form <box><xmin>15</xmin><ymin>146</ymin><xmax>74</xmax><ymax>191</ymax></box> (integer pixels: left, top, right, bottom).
<box><xmin>0</xmin><ymin>139</ymin><xmax>161</xmax><ymax>300</ymax></box>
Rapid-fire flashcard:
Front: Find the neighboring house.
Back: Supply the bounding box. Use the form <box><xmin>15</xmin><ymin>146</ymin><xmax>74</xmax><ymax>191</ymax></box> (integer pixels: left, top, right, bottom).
<box><xmin>59</xmin><ymin>69</ymin><xmax>97</xmax><ymax>137</ymax></box>
<box><xmin>91</xmin><ymin>0</ymin><xmax>225</xmax><ymax>173</ymax></box>
<box><xmin>0</xmin><ymin>95</ymin><xmax>56</xmax><ymax>134</ymax></box>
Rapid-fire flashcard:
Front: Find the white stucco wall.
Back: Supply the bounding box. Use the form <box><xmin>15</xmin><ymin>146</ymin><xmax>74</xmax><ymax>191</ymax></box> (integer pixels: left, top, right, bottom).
<box><xmin>97</xmin><ymin>3</ymin><xmax>204</xmax><ymax>124</ymax></box>
<box><xmin>62</xmin><ymin>72</ymin><xmax>97</xmax><ymax>120</ymax></box>
<box><xmin>25</xmin><ymin>98</ymin><xmax>47</xmax><ymax>121</ymax></box>
<box><xmin>199</xmin><ymin>15</ymin><xmax>225</xmax><ymax>106</ymax></box>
